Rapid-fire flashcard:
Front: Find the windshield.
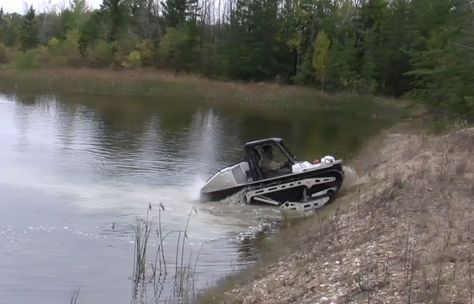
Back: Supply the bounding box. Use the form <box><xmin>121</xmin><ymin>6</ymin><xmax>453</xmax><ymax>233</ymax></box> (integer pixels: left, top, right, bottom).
<box><xmin>280</xmin><ymin>142</ymin><xmax>296</xmax><ymax>161</ymax></box>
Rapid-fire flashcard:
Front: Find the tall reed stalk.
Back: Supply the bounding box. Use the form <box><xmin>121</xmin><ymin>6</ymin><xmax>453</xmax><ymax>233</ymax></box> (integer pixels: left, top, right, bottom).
<box><xmin>130</xmin><ymin>204</ymin><xmax>201</xmax><ymax>303</ymax></box>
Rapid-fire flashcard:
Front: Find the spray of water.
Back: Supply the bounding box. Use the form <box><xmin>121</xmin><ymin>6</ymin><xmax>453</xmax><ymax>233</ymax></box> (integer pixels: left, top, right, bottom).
<box><xmin>341</xmin><ymin>165</ymin><xmax>366</xmax><ymax>191</ymax></box>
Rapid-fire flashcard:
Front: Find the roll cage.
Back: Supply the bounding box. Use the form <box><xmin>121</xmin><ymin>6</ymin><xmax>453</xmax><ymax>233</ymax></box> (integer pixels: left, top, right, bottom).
<box><xmin>244</xmin><ymin>138</ymin><xmax>296</xmax><ymax>181</ymax></box>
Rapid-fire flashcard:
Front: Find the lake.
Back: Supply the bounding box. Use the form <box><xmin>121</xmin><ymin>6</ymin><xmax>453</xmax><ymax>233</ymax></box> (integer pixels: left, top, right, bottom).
<box><xmin>0</xmin><ymin>83</ymin><xmax>399</xmax><ymax>304</ymax></box>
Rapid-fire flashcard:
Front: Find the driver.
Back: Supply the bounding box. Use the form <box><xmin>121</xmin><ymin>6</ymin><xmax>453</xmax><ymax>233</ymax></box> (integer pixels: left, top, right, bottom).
<box><xmin>259</xmin><ymin>145</ymin><xmax>287</xmax><ymax>175</ymax></box>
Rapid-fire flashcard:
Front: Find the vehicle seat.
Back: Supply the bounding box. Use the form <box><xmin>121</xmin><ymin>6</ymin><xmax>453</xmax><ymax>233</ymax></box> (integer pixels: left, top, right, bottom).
<box><xmin>253</xmin><ymin>150</ymin><xmax>265</xmax><ymax>180</ymax></box>
<box><xmin>257</xmin><ymin>149</ymin><xmax>277</xmax><ymax>179</ymax></box>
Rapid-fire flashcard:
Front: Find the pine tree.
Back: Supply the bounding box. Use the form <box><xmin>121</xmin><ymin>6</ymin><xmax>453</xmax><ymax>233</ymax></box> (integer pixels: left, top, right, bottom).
<box><xmin>78</xmin><ymin>11</ymin><xmax>104</xmax><ymax>54</ymax></box>
<box><xmin>71</xmin><ymin>0</ymin><xmax>87</xmax><ymax>27</ymax></box>
<box><xmin>162</xmin><ymin>0</ymin><xmax>200</xmax><ymax>28</ymax></box>
<box><xmin>20</xmin><ymin>6</ymin><xmax>38</xmax><ymax>50</ymax></box>
<box><xmin>100</xmin><ymin>0</ymin><xmax>129</xmax><ymax>42</ymax></box>
<box><xmin>406</xmin><ymin>0</ymin><xmax>473</xmax><ymax>113</ymax></box>
<box><xmin>0</xmin><ymin>8</ymin><xmax>5</xmax><ymax>43</ymax></box>
<box><xmin>223</xmin><ymin>0</ymin><xmax>282</xmax><ymax>80</ymax></box>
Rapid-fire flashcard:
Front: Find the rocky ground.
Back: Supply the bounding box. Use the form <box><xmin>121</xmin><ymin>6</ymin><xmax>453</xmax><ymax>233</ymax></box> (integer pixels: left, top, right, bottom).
<box><xmin>200</xmin><ymin>127</ymin><xmax>474</xmax><ymax>304</ymax></box>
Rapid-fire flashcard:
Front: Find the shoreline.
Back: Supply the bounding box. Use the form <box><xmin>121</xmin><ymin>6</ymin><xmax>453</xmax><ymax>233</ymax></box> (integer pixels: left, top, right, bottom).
<box><xmin>0</xmin><ymin>67</ymin><xmax>405</xmax><ymax>107</ymax></box>
<box><xmin>4</xmin><ymin>66</ymin><xmax>467</xmax><ymax>303</ymax></box>
<box><xmin>0</xmin><ymin>67</ymin><xmax>328</xmax><ymax>98</ymax></box>
<box><xmin>198</xmin><ymin>123</ymin><xmax>474</xmax><ymax>303</ymax></box>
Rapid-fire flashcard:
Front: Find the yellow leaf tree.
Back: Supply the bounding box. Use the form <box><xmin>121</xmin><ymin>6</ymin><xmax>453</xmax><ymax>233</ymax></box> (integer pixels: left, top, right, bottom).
<box><xmin>312</xmin><ymin>31</ymin><xmax>331</xmax><ymax>90</ymax></box>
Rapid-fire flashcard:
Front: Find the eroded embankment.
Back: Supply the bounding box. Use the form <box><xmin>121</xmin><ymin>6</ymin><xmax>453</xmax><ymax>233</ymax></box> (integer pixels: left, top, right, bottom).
<box><xmin>200</xmin><ymin>127</ymin><xmax>474</xmax><ymax>304</ymax></box>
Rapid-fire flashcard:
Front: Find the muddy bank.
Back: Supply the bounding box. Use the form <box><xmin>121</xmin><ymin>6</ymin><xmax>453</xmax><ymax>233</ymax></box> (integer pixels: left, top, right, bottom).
<box><xmin>200</xmin><ymin>127</ymin><xmax>474</xmax><ymax>303</ymax></box>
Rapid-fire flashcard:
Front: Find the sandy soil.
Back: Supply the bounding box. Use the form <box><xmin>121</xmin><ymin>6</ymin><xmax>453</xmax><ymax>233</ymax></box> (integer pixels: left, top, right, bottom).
<box><xmin>201</xmin><ymin>127</ymin><xmax>474</xmax><ymax>304</ymax></box>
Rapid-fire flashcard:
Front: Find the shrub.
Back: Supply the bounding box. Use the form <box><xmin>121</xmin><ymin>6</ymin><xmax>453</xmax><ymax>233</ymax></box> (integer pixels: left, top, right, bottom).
<box><xmin>61</xmin><ymin>30</ymin><xmax>82</xmax><ymax>66</ymax></box>
<box><xmin>292</xmin><ymin>51</ymin><xmax>313</xmax><ymax>85</ymax></box>
<box><xmin>117</xmin><ymin>33</ymin><xmax>139</xmax><ymax>57</ymax></box>
<box><xmin>159</xmin><ymin>27</ymin><xmax>189</xmax><ymax>72</ymax></box>
<box><xmin>11</xmin><ymin>49</ymin><xmax>40</xmax><ymax>70</ymax></box>
<box><xmin>198</xmin><ymin>43</ymin><xmax>219</xmax><ymax>76</ymax></box>
<box><xmin>123</xmin><ymin>50</ymin><xmax>142</xmax><ymax>68</ymax></box>
<box><xmin>0</xmin><ymin>42</ymin><xmax>10</xmax><ymax>64</ymax></box>
<box><xmin>87</xmin><ymin>40</ymin><xmax>115</xmax><ymax>67</ymax></box>
<box><xmin>47</xmin><ymin>37</ymin><xmax>61</xmax><ymax>54</ymax></box>
<box><xmin>136</xmin><ymin>40</ymin><xmax>155</xmax><ymax>66</ymax></box>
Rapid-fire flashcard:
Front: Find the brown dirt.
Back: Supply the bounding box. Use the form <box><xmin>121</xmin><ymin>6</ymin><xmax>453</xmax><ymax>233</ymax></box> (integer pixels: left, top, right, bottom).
<box><xmin>201</xmin><ymin>127</ymin><xmax>474</xmax><ymax>304</ymax></box>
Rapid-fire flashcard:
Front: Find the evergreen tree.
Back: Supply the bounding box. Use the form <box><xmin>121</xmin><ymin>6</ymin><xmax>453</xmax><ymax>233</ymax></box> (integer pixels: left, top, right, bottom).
<box><xmin>407</xmin><ymin>0</ymin><xmax>474</xmax><ymax>114</ymax></box>
<box><xmin>224</xmin><ymin>0</ymin><xmax>283</xmax><ymax>80</ymax></box>
<box><xmin>71</xmin><ymin>0</ymin><xmax>87</xmax><ymax>29</ymax></box>
<box><xmin>59</xmin><ymin>9</ymin><xmax>76</xmax><ymax>39</ymax></box>
<box><xmin>100</xmin><ymin>0</ymin><xmax>130</xmax><ymax>42</ymax></box>
<box><xmin>59</xmin><ymin>0</ymin><xmax>87</xmax><ymax>38</ymax></box>
<box><xmin>2</xmin><ymin>13</ymin><xmax>22</xmax><ymax>47</ymax></box>
<box><xmin>20</xmin><ymin>6</ymin><xmax>38</xmax><ymax>50</ymax></box>
<box><xmin>379</xmin><ymin>0</ymin><xmax>412</xmax><ymax>95</ymax></box>
<box><xmin>162</xmin><ymin>0</ymin><xmax>200</xmax><ymax>28</ymax></box>
<box><xmin>1</xmin><ymin>0</ymin><xmax>472</xmax><ymax>113</ymax></box>
<box><xmin>78</xmin><ymin>11</ymin><xmax>104</xmax><ymax>53</ymax></box>
<box><xmin>0</xmin><ymin>8</ymin><xmax>4</xmax><ymax>42</ymax></box>
<box><xmin>129</xmin><ymin>0</ymin><xmax>162</xmax><ymax>39</ymax></box>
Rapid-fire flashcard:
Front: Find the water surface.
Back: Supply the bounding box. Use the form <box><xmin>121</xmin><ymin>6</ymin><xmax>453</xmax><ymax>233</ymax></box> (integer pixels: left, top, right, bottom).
<box><xmin>0</xmin><ymin>88</ymin><xmax>398</xmax><ymax>303</ymax></box>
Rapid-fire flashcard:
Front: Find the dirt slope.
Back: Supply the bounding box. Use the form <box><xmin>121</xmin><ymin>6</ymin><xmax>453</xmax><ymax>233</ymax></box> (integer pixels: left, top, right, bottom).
<box><xmin>206</xmin><ymin>128</ymin><xmax>474</xmax><ymax>304</ymax></box>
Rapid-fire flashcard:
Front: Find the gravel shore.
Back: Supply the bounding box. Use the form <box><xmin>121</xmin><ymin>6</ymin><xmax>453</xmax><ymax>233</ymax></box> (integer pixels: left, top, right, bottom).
<box><xmin>200</xmin><ymin>127</ymin><xmax>474</xmax><ymax>304</ymax></box>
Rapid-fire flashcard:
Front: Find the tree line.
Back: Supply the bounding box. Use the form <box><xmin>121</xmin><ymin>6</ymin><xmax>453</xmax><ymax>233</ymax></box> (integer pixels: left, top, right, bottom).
<box><xmin>0</xmin><ymin>0</ymin><xmax>473</xmax><ymax>114</ymax></box>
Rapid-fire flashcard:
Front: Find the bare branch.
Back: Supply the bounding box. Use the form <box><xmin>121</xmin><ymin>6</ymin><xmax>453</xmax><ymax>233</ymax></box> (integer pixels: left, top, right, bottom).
<box><xmin>454</xmin><ymin>43</ymin><xmax>474</xmax><ymax>51</ymax></box>
<box><xmin>468</xmin><ymin>0</ymin><xmax>474</xmax><ymax>15</ymax></box>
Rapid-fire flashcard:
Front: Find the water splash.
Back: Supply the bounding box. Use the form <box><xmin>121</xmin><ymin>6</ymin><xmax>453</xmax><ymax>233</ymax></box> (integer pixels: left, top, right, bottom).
<box><xmin>341</xmin><ymin>165</ymin><xmax>366</xmax><ymax>190</ymax></box>
<box><xmin>215</xmin><ymin>189</ymin><xmax>247</xmax><ymax>205</ymax></box>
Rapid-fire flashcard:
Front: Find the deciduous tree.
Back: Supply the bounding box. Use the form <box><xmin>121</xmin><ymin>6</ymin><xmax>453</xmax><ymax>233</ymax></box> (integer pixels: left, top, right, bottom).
<box><xmin>312</xmin><ymin>30</ymin><xmax>331</xmax><ymax>89</ymax></box>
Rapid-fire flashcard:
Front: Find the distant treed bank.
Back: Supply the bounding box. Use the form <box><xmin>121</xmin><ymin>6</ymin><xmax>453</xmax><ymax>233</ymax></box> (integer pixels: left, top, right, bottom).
<box><xmin>0</xmin><ymin>0</ymin><xmax>473</xmax><ymax>114</ymax></box>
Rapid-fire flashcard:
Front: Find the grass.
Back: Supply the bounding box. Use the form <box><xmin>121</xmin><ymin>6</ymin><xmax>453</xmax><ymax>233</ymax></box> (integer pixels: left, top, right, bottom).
<box><xmin>126</xmin><ymin>204</ymin><xmax>201</xmax><ymax>304</ymax></box>
<box><xmin>132</xmin><ymin>205</ymin><xmax>153</xmax><ymax>285</ymax></box>
<box><xmin>423</xmin><ymin>112</ymin><xmax>472</xmax><ymax>135</ymax></box>
<box><xmin>0</xmin><ymin>67</ymin><xmax>405</xmax><ymax>110</ymax></box>
<box><xmin>0</xmin><ymin>67</ymin><xmax>323</xmax><ymax>99</ymax></box>
<box><xmin>69</xmin><ymin>288</ymin><xmax>80</xmax><ymax>304</ymax></box>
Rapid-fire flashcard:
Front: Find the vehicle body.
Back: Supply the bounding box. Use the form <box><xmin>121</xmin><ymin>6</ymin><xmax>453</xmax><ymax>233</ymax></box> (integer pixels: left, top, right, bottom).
<box><xmin>200</xmin><ymin>138</ymin><xmax>344</xmax><ymax>210</ymax></box>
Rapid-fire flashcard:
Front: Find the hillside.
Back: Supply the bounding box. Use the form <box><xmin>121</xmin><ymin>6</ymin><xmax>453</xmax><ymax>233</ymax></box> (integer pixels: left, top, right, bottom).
<box><xmin>202</xmin><ymin>127</ymin><xmax>474</xmax><ymax>304</ymax></box>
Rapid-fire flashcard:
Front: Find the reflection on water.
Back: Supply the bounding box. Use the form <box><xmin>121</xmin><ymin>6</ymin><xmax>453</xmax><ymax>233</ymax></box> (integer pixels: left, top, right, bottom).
<box><xmin>0</xmin><ymin>89</ymin><xmax>398</xmax><ymax>303</ymax></box>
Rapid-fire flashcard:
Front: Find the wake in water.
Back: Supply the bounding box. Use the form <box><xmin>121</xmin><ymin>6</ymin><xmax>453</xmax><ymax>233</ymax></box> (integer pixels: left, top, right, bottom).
<box><xmin>204</xmin><ymin>166</ymin><xmax>365</xmax><ymax>238</ymax></box>
<box><xmin>214</xmin><ymin>189</ymin><xmax>247</xmax><ymax>205</ymax></box>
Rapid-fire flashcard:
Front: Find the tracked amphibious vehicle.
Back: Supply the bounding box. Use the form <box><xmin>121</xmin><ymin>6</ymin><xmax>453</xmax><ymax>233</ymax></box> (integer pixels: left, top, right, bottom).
<box><xmin>200</xmin><ymin>138</ymin><xmax>344</xmax><ymax>211</ymax></box>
